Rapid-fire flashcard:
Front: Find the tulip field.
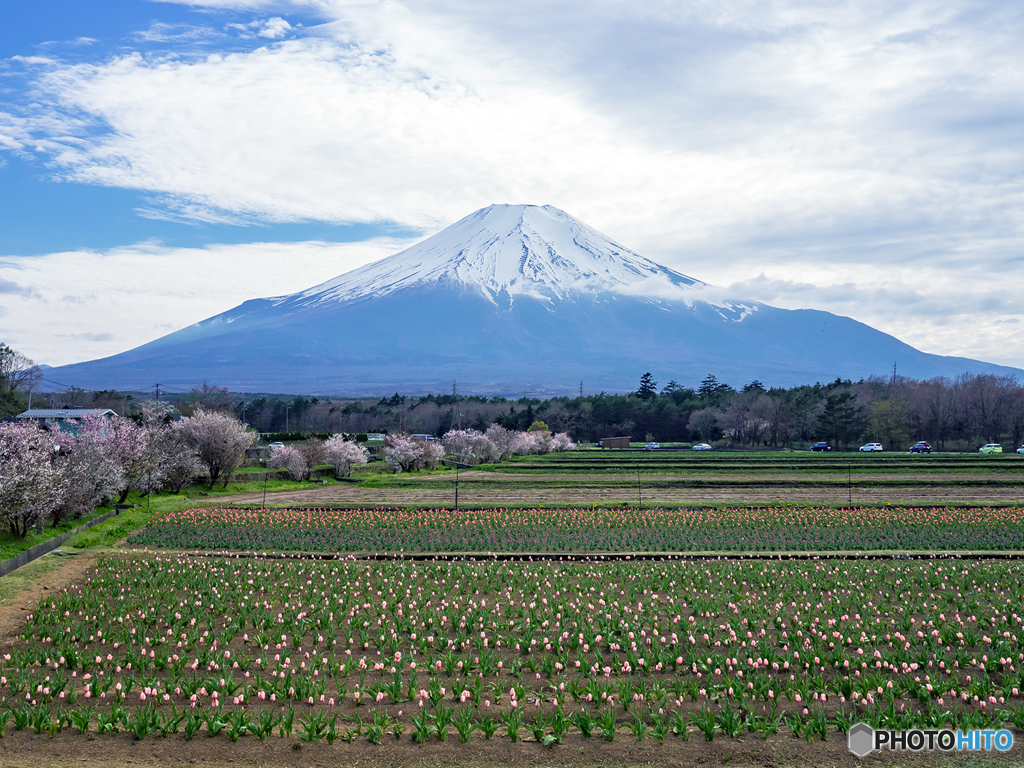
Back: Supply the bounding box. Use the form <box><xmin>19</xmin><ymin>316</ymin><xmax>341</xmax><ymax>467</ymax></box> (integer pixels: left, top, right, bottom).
<box><xmin>4</xmin><ymin>550</ymin><xmax>1024</xmax><ymax>750</ymax></box>
<box><xmin>127</xmin><ymin>504</ymin><xmax>1024</xmax><ymax>553</ymax></box>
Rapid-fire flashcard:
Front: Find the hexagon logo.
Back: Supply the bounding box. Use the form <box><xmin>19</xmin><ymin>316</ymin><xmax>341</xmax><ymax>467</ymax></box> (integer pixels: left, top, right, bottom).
<box><xmin>849</xmin><ymin>722</ymin><xmax>875</xmax><ymax>757</ymax></box>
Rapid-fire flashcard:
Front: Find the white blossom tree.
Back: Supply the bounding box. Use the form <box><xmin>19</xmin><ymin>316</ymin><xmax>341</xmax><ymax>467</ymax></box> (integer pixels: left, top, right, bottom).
<box><xmin>268</xmin><ymin>445</ymin><xmax>307</xmax><ymax>480</ymax></box>
<box><xmin>484</xmin><ymin>424</ymin><xmax>516</xmax><ymax>462</ymax></box>
<box><xmin>174</xmin><ymin>409</ymin><xmax>253</xmax><ymax>489</ymax></box>
<box><xmin>383</xmin><ymin>434</ymin><xmax>444</xmax><ymax>473</ymax></box>
<box><xmin>441</xmin><ymin>429</ymin><xmax>493</xmax><ymax>466</ymax></box>
<box><xmin>323</xmin><ymin>435</ymin><xmax>368</xmax><ymax>476</ymax></box>
<box><xmin>551</xmin><ymin>432</ymin><xmax>576</xmax><ymax>451</ymax></box>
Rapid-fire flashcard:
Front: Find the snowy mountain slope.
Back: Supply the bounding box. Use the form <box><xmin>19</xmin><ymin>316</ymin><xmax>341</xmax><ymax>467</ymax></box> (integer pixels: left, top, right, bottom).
<box><xmin>45</xmin><ymin>204</ymin><xmax>1024</xmax><ymax>394</ymax></box>
<box><xmin>283</xmin><ymin>204</ymin><xmax>713</xmax><ymax>307</ymax></box>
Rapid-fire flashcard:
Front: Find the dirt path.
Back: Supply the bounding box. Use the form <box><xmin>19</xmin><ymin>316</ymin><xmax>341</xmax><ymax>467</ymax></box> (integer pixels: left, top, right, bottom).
<box><xmin>0</xmin><ymin>723</ymin><xmax>979</xmax><ymax>768</ymax></box>
<box><xmin>0</xmin><ymin>552</ymin><xmax>99</xmax><ymax>652</ymax></box>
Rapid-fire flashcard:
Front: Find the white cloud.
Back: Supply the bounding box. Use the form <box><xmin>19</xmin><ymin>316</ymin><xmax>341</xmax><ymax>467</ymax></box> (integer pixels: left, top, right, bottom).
<box><xmin>13</xmin><ymin>0</ymin><xmax>1020</xmax><ymax>248</ymax></box>
<box><xmin>0</xmin><ymin>237</ymin><xmax>415</xmax><ymax>366</ymax></box>
<box><xmin>698</xmin><ymin>262</ymin><xmax>1024</xmax><ymax>369</ymax></box>
<box><xmin>226</xmin><ymin>17</ymin><xmax>293</xmax><ymax>39</ymax></box>
<box><xmin>133</xmin><ymin>23</ymin><xmax>225</xmax><ymax>43</ymax></box>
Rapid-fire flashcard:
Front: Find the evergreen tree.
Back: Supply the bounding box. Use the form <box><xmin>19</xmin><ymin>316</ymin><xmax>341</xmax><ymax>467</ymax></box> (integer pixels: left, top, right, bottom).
<box><xmin>817</xmin><ymin>390</ymin><xmax>866</xmax><ymax>448</ymax></box>
<box><xmin>637</xmin><ymin>372</ymin><xmax>658</xmax><ymax>400</ymax></box>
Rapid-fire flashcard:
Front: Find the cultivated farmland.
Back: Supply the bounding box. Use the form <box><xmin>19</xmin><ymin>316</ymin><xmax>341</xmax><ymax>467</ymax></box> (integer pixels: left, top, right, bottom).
<box><xmin>213</xmin><ymin>449</ymin><xmax>1024</xmax><ymax>508</ymax></box>
<box><xmin>1</xmin><ymin>450</ymin><xmax>1023</xmax><ymax>767</ymax></box>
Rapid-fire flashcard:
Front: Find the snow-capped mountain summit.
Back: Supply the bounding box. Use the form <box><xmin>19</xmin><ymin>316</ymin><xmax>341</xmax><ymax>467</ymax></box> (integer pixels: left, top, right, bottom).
<box><xmin>45</xmin><ymin>205</ymin><xmax>1023</xmax><ymax>394</ymax></box>
<box><xmin>287</xmin><ymin>204</ymin><xmax>704</xmax><ymax>308</ymax></box>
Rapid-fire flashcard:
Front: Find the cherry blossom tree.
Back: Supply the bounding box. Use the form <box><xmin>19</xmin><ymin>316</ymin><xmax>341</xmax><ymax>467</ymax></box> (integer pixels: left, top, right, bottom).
<box><xmin>384</xmin><ymin>434</ymin><xmax>444</xmax><ymax>473</ymax></box>
<box><xmin>441</xmin><ymin>429</ymin><xmax>493</xmax><ymax>466</ymax></box>
<box><xmin>323</xmin><ymin>435</ymin><xmax>368</xmax><ymax>476</ymax></box>
<box><xmin>132</xmin><ymin>406</ymin><xmax>204</xmax><ymax>494</ymax></box>
<box><xmin>153</xmin><ymin>425</ymin><xmax>205</xmax><ymax>493</ymax></box>
<box><xmin>297</xmin><ymin>438</ymin><xmax>325</xmax><ymax>479</ymax></box>
<box><xmin>174</xmin><ymin>409</ymin><xmax>253</xmax><ymax>489</ymax></box>
<box><xmin>484</xmin><ymin>424</ymin><xmax>516</xmax><ymax>462</ymax></box>
<box><xmin>268</xmin><ymin>445</ymin><xmax>307</xmax><ymax>480</ymax></box>
<box><xmin>51</xmin><ymin>414</ymin><xmax>125</xmax><ymax>524</ymax></box>
<box><xmin>0</xmin><ymin>421</ymin><xmax>63</xmax><ymax>537</ymax></box>
<box><xmin>95</xmin><ymin>414</ymin><xmax>152</xmax><ymax>503</ymax></box>
<box><xmin>551</xmin><ymin>432</ymin><xmax>575</xmax><ymax>451</ymax></box>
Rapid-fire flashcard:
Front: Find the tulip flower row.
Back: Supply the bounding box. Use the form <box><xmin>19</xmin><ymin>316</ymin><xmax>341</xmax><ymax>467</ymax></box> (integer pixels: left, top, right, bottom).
<box><xmin>126</xmin><ymin>504</ymin><xmax>1024</xmax><ymax>553</ymax></box>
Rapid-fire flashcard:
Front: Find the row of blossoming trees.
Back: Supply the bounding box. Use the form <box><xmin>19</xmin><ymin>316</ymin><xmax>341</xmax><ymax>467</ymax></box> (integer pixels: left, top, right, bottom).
<box><xmin>0</xmin><ymin>408</ymin><xmax>255</xmax><ymax>537</ymax></box>
<box><xmin>0</xmin><ymin>413</ymin><xmax>574</xmax><ymax>537</ymax></box>
<box><xmin>384</xmin><ymin>425</ymin><xmax>575</xmax><ymax>472</ymax></box>
<box><xmin>268</xmin><ymin>425</ymin><xmax>575</xmax><ymax>477</ymax></box>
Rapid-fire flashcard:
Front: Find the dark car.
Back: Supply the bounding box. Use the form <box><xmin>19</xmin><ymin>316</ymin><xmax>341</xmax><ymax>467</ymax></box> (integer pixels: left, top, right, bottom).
<box><xmin>810</xmin><ymin>441</ymin><xmax>833</xmax><ymax>452</ymax></box>
<box><xmin>909</xmin><ymin>441</ymin><xmax>932</xmax><ymax>454</ymax></box>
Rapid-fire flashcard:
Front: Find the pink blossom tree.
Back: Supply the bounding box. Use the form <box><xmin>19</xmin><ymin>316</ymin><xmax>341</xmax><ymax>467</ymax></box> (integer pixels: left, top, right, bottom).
<box><xmin>0</xmin><ymin>422</ymin><xmax>63</xmax><ymax>537</ymax></box>
<box><xmin>135</xmin><ymin>406</ymin><xmax>204</xmax><ymax>494</ymax></box>
<box><xmin>51</xmin><ymin>414</ymin><xmax>125</xmax><ymax>523</ymax></box>
<box><xmin>153</xmin><ymin>425</ymin><xmax>205</xmax><ymax>493</ymax></box>
<box><xmin>96</xmin><ymin>414</ymin><xmax>152</xmax><ymax>503</ymax></box>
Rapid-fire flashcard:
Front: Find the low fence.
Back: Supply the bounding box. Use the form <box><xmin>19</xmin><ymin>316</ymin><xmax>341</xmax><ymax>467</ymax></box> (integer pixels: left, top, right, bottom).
<box><xmin>0</xmin><ymin>509</ymin><xmax>121</xmax><ymax>578</ymax></box>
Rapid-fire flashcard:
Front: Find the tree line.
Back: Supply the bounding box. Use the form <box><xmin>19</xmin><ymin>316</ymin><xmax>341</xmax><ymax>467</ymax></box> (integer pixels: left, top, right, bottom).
<box><xmin>4</xmin><ymin>341</ymin><xmax>1022</xmax><ymax>451</ymax></box>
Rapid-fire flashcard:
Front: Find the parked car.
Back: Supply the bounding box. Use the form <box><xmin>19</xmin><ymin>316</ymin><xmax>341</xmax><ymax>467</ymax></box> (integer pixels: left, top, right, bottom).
<box><xmin>908</xmin><ymin>442</ymin><xmax>932</xmax><ymax>454</ymax></box>
<box><xmin>692</xmin><ymin>443</ymin><xmax>712</xmax><ymax>451</ymax></box>
<box><xmin>810</xmin><ymin>442</ymin><xmax>833</xmax><ymax>452</ymax></box>
<box><xmin>859</xmin><ymin>443</ymin><xmax>883</xmax><ymax>452</ymax></box>
<box><xmin>1018</xmin><ymin>445</ymin><xmax>1024</xmax><ymax>455</ymax></box>
<box><xmin>644</xmin><ymin>442</ymin><xmax>660</xmax><ymax>451</ymax></box>
<box><xmin>979</xmin><ymin>443</ymin><xmax>1003</xmax><ymax>454</ymax></box>
<box><xmin>268</xmin><ymin>441</ymin><xmax>285</xmax><ymax>451</ymax></box>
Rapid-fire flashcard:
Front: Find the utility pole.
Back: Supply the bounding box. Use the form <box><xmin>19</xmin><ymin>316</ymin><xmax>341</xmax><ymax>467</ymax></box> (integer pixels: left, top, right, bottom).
<box><xmin>154</xmin><ymin>384</ymin><xmax>161</xmax><ymax>403</ymax></box>
<box><xmin>451</xmin><ymin>380</ymin><xmax>462</xmax><ymax>430</ymax></box>
<box><xmin>579</xmin><ymin>380</ymin><xmax>583</xmax><ymax>398</ymax></box>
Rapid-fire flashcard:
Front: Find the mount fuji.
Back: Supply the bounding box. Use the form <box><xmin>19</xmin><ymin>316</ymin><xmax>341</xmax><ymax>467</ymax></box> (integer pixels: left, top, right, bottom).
<box><xmin>47</xmin><ymin>204</ymin><xmax>1022</xmax><ymax>394</ymax></box>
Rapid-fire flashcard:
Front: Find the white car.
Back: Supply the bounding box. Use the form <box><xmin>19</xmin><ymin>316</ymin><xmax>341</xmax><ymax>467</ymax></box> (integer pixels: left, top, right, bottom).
<box><xmin>267</xmin><ymin>441</ymin><xmax>285</xmax><ymax>451</ymax></box>
<box><xmin>1019</xmin><ymin>445</ymin><xmax>1024</xmax><ymax>455</ymax></box>
<box><xmin>645</xmin><ymin>442</ymin><xmax>660</xmax><ymax>450</ymax></box>
<box><xmin>692</xmin><ymin>443</ymin><xmax>712</xmax><ymax>451</ymax></box>
<box><xmin>859</xmin><ymin>443</ymin><xmax>883</xmax><ymax>452</ymax></box>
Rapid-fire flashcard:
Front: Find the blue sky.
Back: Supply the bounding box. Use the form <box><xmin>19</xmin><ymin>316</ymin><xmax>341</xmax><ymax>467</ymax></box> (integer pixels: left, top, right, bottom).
<box><xmin>0</xmin><ymin>0</ymin><xmax>406</xmax><ymax>254</ymax></box>
<box><xmin>2</xmin><ymin>0</ymin><xmax>1023</xmax><ymax>371</ymax></box>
